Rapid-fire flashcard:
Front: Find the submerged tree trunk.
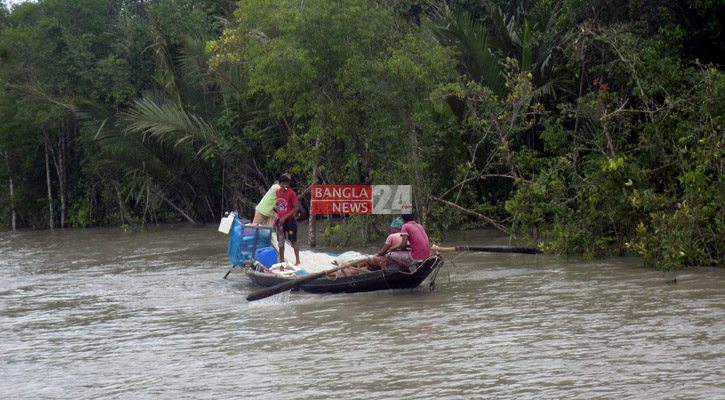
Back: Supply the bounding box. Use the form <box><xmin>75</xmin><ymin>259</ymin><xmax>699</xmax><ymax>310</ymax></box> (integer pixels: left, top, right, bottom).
<box><xmin>42</xmin><ymin>124</ymin><xmax>69</xmax><ymax>229</ymax></box>
<box><xmin>2</xmin><ymin>150</ymin><xmax>17</xmax><ymax>230</ymax></box>
<box><xmin>308</xmin><ymin>210</ymin><xmax>317</xmax><ymax>247</ymax></box>
<box><xmin>10</xmin><ymin>175</ymin><xmax>16</xmax><ymax>230</ymax></box>
<box><xmin>220</xmin><ymin>165</ymin><xmax>225</xmax><ymax>219</ymax></box>
<box><xmin>309</xmin><ymin>138</ymin><xmax>321</xmax><ymax>248</ymax></box>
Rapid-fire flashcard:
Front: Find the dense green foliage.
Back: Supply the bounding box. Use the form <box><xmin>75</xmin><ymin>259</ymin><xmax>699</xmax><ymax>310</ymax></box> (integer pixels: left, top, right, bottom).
<box><xmin>1</xmin><ymin>0</ymin><xmax>722</xmax><ymax>270</ymax></box>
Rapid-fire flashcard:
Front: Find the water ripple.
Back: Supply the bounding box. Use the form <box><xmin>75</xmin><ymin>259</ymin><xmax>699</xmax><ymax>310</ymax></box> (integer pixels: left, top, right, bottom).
<box><xmin>1</xmin><ymin>226</ymin><xmax>724</xmax><ymax>399</ymax></box>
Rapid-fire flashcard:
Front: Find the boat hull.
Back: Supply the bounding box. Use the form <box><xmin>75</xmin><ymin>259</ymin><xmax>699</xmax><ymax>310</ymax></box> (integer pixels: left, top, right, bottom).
<box><xmin>245</xmin><ymin>255</ymin><xmax>444</xmax><ymax>295</ymax></box>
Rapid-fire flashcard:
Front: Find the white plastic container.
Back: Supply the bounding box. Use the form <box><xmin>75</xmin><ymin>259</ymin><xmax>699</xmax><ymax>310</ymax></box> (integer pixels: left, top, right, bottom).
<box><xmin>270</xmin><ymin>262</ymin><xmax>298</xmax><ymax>277</ymax></box>
<box><xmin>218</xmin><ymin>212</ymin><xmax>235</xmax><ymax>234</ymax></box>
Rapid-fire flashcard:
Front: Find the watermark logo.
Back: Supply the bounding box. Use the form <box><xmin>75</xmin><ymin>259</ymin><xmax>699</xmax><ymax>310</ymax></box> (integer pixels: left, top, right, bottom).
<box><xmin>311</xmin><ymin>185</ymin><xmax>411</xmax><ymax>214</ymax></box>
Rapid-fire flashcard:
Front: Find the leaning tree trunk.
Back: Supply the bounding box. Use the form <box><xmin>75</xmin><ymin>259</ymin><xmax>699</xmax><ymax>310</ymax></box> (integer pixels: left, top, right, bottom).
<box><xmin>56</xmin><ymin>124</ymin><xmax>68</xmax><ymax>228</ymax></box>
<box><xmin>108</xmin><ymin>180</ymin><xmax>131</xmax><ymax>225</ymax></box>
<box><xmin>157</xmin><ymin>189</ymin><xmax>196</xmax><ymax>223</ymax></box>
<box><xmin>406</xmin><ymin>110</ymin><xmax>429</xmax><ymax>226</ymax></box>
<box><xmin>44</xmin><ymin>141</ymin><xmax>55</xmax><ymax>229</ymax></box>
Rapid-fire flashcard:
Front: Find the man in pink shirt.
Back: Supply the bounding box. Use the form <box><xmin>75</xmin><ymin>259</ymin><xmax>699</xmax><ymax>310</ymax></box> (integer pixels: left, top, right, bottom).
<box><xmin>386</xmin><ymin>212</ymin><xmax>431</xmax><ymax>271</ymax></box>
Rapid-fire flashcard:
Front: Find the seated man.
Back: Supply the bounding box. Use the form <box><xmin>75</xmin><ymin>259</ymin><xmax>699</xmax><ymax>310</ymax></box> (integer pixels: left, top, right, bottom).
<box><xmin>330</xmin><ymin>218</ymin><xmax>404</xmax><ymax>277</ymax></box>
<box><xmin>385</xmin><ymin>212</ymin><xmax>431</xmax><ymax>271</ymax></box>
<box><xmin>366</xmin><ymin>217</ymin><xmax>404</xmax><ymax>270</ymax></box>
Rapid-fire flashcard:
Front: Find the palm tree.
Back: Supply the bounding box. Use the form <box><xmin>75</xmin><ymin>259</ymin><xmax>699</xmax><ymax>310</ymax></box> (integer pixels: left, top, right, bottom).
<box><xmin>74</xmin><ymin>24</ymin><xmax>226</xmax><ymax>223</ymax></box>
<box><xmin>75</xmin><ymin>16</ymin><xmax>287</xmax><ymax>224</ymax></box>
<box><xmin>429</xmin><ymin>2</ymin><xmax>507</xmax><ymax>97</ymax></box>
<box><xmin>429</xmin><ymin>0</ymin><xmax>567</xmax><ymax>98</ymax></box>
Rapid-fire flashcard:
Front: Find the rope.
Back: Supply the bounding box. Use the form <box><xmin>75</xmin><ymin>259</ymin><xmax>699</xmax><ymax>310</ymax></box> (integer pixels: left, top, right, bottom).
<box><xmin>427</xmin><ymin>258</ymin><xmax>443</xmax><ymax>290</ymax></box>
<box><xmin>381</xmin><ymin>269</ymin><xmax>392</xmax><ymax>289</ymax></box>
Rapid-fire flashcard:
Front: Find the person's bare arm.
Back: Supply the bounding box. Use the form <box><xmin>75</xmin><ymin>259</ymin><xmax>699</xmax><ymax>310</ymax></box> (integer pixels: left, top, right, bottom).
<box><xmin>280</xmin><ymin>201</ymin><xmax>300</xmax><ymax>223</ymax></box>
<box><xmin>376</xmin><ymin>243</ymin><xmax>392</xmax><ymax>257</ymax></box>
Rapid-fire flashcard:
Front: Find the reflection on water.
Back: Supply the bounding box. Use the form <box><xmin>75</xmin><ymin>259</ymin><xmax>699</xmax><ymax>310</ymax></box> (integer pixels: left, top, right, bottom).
<box><xmin>1</xmin><ymin>223</ymin><xmax>724</xmax><ymax>399</ymax></box>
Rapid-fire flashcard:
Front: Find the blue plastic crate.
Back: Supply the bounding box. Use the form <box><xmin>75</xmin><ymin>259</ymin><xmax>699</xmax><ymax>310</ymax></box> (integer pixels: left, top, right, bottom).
<box><xmin>227</xmin><ymin>215</ymin><xmax>273</xmax><ymax>266</ymax></box>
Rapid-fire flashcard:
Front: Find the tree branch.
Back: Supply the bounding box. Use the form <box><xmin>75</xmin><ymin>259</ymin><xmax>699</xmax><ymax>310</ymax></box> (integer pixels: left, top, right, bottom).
<box><xmin>430</xmin><ymin>194</ymin><xmax>508</xmax><ymax>233</ymax></box>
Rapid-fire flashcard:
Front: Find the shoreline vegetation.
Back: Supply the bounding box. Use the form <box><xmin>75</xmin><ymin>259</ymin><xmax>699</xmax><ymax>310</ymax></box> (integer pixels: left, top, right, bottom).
<box><xmin>1</xmin><ymin>0</ymin><xmax>722</xmax><ymax>271</ymax></box>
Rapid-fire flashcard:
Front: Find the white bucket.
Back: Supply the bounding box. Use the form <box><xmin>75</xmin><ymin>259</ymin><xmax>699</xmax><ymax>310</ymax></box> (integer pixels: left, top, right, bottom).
<box><xmin>218</xmin><ymin>212</ymin><xmax>235</xmax><ymax>234</ymax></box>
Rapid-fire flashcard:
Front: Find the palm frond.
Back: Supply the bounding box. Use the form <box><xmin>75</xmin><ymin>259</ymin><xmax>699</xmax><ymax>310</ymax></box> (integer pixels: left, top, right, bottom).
<box><xmin>179</xmin><ymin>33</ymin><xmax>210</xmax><ymax>82</ymax></box>
<box><xmin>484</xmin><ymin>1</ymin><xmax>517</xmax><ymax>56</ymax></box>
<box><xmin>521</xmin><ymin>19</ymin><xmax>532</xmax><ymax>72</ymax></box>
<box><xmin>120</xmin><ymin>97</ymin><xmax>220</xmax><ymax>156</ymax></box>
<box><xmin>429</xmin><ymin>3</ymin><xmax>507</xmax><ymax>96</ymax></box>
<box><xmin>93</xmin><ymin>124</ymin><xmax>180</xmax><ymax>184</ymax></box>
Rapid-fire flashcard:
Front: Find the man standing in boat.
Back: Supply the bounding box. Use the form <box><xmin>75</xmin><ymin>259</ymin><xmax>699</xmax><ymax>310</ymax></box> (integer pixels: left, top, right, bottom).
<box><xmin>276</xmin><ymin>174</ymin><xmax>301</xmax><ymax>266</ymax></box>
<box><xmin>252</xmin><ymin>175</ymin><xmax>285</xmax><ymax>226</ymax></box>
<box><xmin>386</xmin><ymin>212</ymin><xmax>431</xmax><ymax>271</ymax></box>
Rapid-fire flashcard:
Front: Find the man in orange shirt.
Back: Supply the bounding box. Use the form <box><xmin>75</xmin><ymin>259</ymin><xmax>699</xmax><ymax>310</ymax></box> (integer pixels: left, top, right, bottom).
<box><xmin>376</xmin><ymin>217</ymin><xmax>404</xmax><ymax>257</ymax></box>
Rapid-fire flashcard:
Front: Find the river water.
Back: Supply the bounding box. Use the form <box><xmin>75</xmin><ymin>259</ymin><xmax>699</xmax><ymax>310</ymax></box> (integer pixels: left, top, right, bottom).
<box><xmin>1</xmin><ymin>223</ymin><xmax>724</xmax><ymax>399</ymax></box>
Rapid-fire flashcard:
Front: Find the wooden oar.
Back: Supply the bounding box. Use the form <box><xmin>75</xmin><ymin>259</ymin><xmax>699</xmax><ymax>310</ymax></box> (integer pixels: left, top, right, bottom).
<box><xmin>246</xmin><ymin>257</ymin><xmax>369</xmax><ymax>302</ymax></box>
<box><xmin>431</xmin><ymin>245</ymin><xmax>541</xmax><ymax>254</ymax></box>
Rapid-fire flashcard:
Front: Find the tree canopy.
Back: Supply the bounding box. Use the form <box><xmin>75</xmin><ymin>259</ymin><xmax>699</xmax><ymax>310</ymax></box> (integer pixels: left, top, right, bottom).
<box><xmin>1</xmin><ymin>0</ymin><xmax>722</xmax><ymax>270</ymax></box>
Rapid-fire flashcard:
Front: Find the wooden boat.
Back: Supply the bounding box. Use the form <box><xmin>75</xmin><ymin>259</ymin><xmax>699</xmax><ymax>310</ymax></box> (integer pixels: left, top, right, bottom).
<box><xmin>222</xmin><ymin>213</ymin><xmax>536</xmax><ymax>300</ymax></box>
<box><xmin>221</xmin><ymin>213</ymin><xmax>443</xmax><ymax>295</ymax></box>
<box><xmin>245</xmin><ymin>254</ymin><xmax>444</xmax><ymax>295</ymax></box>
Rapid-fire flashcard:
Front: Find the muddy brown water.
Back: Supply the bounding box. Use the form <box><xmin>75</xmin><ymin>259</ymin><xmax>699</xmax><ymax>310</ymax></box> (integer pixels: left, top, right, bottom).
<box><xmin>2</xmin><ymin>223</ymin><xmax>724</xmax><ymax>399</ymax></box>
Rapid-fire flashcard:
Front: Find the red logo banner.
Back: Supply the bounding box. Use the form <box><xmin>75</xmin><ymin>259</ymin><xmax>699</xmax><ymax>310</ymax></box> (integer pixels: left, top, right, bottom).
<box><xmin>311</xmin><ymin>185</ymin><xmax>372</xmax><ymax>214</ymax></box>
